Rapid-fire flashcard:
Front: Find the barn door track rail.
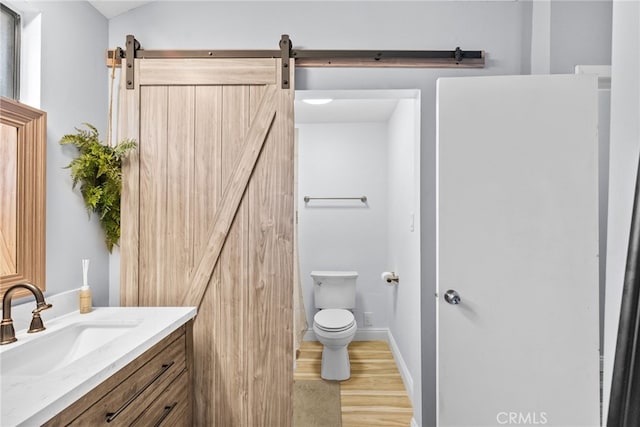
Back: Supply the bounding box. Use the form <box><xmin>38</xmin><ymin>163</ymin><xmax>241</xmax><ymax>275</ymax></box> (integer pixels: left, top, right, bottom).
<box><xmin>106</xmin><ymin>34</ymin><xmax>485</xmax><ymax>89</ymax></box>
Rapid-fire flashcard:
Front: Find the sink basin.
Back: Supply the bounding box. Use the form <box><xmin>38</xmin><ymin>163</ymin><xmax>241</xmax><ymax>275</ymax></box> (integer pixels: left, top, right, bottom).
<box><xmin>1</xmin><ymin>307</ymin><xmax>196</xmax><ymax>427</ymax></box>
<box><xmin>0</xmin><ymin>320</ymin><xmax>141</xmax><ymax>377</ymax></box>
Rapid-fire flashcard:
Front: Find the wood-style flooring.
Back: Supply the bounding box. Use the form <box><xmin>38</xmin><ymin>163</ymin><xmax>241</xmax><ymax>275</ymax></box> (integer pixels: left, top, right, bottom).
<box><xmin>294</xmin><ymin>340</ymin><xmax>413</xmax><ymax>427</ymax></box>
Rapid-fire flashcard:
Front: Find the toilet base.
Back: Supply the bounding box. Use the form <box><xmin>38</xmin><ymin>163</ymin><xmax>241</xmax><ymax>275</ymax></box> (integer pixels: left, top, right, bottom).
<box><xmin>320</xmin><ymin>345</ymin><xmax>351</xmax><ymax>381</ymax></box>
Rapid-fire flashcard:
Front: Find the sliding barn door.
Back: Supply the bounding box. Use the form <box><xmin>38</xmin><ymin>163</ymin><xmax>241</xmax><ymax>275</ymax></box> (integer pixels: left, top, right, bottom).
<box><xmin>118</xmin><ymin>58</ymin><xmax>294</xmax><ymax>426</ymax></box>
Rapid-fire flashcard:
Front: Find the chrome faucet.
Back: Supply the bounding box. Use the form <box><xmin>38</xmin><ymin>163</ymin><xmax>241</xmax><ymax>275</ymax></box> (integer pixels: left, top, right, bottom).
<box><xmin>1</xmin><ymin>283</ymin><xmax>52</xmax><ymax>345</ymax></box>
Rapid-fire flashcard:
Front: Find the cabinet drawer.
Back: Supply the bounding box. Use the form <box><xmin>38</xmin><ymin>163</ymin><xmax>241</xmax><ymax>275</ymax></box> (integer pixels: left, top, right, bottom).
<box><xmin>70</xmin><ymin>333</ymin><xmax>186</xmax><ymax>426</ymax></box>
<box><xmin>131</xmin><ymin>370</ymin><xmax>190</xmax><ymax>427</ymax></box>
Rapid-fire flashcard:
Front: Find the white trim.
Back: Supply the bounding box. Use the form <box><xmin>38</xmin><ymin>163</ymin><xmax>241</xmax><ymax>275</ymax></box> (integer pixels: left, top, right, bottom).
<box><xmin>388</xmin><ymin>329</ymin><xmax>414</xmax><ymax>402</ymax></box>
<box><xmin>435</xmin><ymin>79</ymin><xmax>442</xmax><ymax>427</ymax></box>
<box><xmin>530</xmin><ymin>0</ymin><xmax>551</xmax><ymax>75</ymax></box>
<box><xmin>303</xmin><ymin>328</ymin><xmax>389</xmax><ymax>342</ymax></box>
<box><xmin>411</xmin><ymin>417</ymin><xmax>419</xmax><ymax>427</ymax></box>
<box><xmin>296</xmin><ymin>88</ymin><xmax>420</xmax><ymax>102</ymax></box>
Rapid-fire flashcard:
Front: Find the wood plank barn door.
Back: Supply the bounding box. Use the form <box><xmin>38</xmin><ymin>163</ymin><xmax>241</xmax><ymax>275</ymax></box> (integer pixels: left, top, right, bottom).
<box><xmin>118</xmin><ymin>58</ymin><xmax>294</xmax><ymax>426</ymax></box>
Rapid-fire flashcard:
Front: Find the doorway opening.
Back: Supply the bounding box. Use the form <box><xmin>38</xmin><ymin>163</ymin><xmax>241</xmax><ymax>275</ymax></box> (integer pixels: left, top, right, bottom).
<box><xmin>293</xmin><ymin>89</ymin><xmax>422</xmax><ymax>425</ymax></box>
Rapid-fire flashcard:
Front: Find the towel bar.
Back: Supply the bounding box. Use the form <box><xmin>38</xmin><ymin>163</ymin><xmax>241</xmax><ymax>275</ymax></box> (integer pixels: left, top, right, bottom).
<box><xmin>303</xmin><ymin>196</ymin><xmax>367</xmax><ymax>203</ymax></box>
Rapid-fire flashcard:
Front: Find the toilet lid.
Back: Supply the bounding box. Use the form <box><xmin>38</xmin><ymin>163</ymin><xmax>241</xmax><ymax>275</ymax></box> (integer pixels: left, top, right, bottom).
<box><xmin>314</xmin><ymin>309</ymin><xmax>355</xmax><ymax>331</ymax></box>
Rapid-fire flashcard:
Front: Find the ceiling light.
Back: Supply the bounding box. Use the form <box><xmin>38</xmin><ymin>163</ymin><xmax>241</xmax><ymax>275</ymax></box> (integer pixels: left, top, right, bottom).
<box><xmin>302</xmin><ymin>99</ymin><xmax>333</xmax><ymax>105</ymax></box>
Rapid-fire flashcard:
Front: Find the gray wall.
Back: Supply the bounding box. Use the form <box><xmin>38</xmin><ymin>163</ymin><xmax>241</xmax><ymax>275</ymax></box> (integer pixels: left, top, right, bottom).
<box><xmin>32</xmin><ymin>1</ymin><xmax>110</xmax><ymax>305</ymax></box>
<box><xmin>529</xmin><ymin>0</ymin><xmax>612</xmax><ymax>75</ymax></box>
<box><xmin>110</xmin><ymin>3</ymin><xmax>528</xmax><ymax>424</ymax></box>
<box><xmin>2</xmin><ymin>1</ymin><xmax>614</xmax><ymax>422</ymax></box>
<box><xmin>550</xmin><ymin>1</ymin><xmax>612</xmax><ymax>74</ymax></box>
<box><xmin>108</xmin><ymin>2</ymin><xmax>613</xmax><ymax>424</ymax></box>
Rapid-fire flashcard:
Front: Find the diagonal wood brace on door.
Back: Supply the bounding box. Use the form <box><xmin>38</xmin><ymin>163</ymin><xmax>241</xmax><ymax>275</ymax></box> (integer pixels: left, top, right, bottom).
<box><xmin>181</xmin><ymin>86</ymin><xmax>279</xmax><ymax>310</ymax></box>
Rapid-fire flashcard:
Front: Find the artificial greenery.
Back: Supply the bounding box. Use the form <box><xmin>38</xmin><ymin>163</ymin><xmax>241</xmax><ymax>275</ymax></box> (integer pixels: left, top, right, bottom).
<box><xmin>60</xmin><ymin>123</ymin><xmax>136</xmax><ymax>252</ymax></box>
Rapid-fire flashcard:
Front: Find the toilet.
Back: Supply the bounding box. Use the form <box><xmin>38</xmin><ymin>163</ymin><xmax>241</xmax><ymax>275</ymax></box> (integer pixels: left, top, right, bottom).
<box><xmin>311</xmin><ymin>271</ymin><xmax>358</xmax><ymax>381</ymax></box>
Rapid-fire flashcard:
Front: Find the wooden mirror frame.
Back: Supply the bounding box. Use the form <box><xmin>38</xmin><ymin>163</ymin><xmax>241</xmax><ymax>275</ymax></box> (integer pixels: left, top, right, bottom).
<box><xmin>0</xmin><ymin>97</ymin><xmax>46</xmax><ymax>300</ymax></box>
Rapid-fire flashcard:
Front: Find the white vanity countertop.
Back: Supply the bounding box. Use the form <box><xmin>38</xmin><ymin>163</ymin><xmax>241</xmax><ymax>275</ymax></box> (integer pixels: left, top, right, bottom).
<box><xmin>0</xmin><ymin>306</ymin><xmax>197</xmax><ymax>426</ymax></box>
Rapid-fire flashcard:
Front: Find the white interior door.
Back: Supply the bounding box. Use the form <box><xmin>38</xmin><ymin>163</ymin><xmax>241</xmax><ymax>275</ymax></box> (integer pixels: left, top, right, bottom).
<box><xmin>437</xmin><ymin>75</ymin><xmax>600</xmax><ymax>426</ymax></box>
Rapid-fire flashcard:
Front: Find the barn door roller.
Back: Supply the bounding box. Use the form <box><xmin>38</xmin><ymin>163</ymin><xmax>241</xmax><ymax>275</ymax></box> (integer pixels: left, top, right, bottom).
<box><xmin>106</xmin><ymin>34</ymin><xmax>485</xmax><ymax>90</ymax></box>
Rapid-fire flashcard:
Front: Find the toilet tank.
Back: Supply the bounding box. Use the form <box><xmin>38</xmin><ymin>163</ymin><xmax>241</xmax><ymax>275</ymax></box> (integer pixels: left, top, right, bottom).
<box><xmin>311</xmin><ymin>271</ymin><xmax>358</xmax><ymax>309</ymax></box>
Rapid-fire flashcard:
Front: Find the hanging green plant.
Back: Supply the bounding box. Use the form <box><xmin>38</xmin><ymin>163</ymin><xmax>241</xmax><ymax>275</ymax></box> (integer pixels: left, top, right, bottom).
<box><xmin>60</xmin><ymin>123</ymin><xmax>136</xmax><ymax>252</ymax></box>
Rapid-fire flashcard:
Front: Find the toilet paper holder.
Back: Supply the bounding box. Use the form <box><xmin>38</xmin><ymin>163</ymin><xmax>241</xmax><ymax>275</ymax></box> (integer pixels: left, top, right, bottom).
<box><xmin>381</xmin><ymin>271</ymin><xmax>399</xmax><ymax>284</ymax></box>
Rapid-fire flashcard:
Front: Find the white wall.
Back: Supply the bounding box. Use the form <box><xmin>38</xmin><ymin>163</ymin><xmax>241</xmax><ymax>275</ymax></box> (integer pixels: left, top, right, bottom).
<box><xmin>604</xmin><ymin>0</ymin><xmax>640</xmax><ymax>418</ymax></box>
<box><xmin>7</xmin><ymin>1</ymin><xmax>110</xmax><ymax>308</ymax></box>
<box><xmin>109</xmin><ymin>3</ymin><xmax>529</xmax><ymax>423</ymax></box>
<box><xmin>386</xmin><ymin>98</ymin><xmax>422</xmax><ymax>422</ymax></box>
<box><xmin>297</xmin><ymin>122</ymin><xmax>389</xmax><ymax>329</ymax></box>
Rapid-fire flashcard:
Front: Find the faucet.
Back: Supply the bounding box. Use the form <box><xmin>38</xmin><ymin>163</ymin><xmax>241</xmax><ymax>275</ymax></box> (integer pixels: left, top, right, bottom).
<box><xmin>1</xmin><ymin>283</ymin><xmax>52</xmax><ymax>345</ymax></box>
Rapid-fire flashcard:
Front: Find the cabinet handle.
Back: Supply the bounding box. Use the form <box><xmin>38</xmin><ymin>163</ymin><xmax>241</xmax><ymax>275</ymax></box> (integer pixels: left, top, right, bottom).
<box><xmin>153</xmin><ymin>402</ymin><xmax>178</xmax><ymax>427</ymax></box>
<box><xmin>105</xmin><ymin>361</ymin><xmax>175</xmax><ymax>423</ymax></box>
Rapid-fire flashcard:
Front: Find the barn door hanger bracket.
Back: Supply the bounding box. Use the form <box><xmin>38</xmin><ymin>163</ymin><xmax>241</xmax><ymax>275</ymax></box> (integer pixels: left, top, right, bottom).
<box><xmin>125</xmin><ymin>35</ymin><xmax>141</xmax><ymax>89</ymax></box>
<box><xmin>280</xmin><ymin>34</ymin><xmax>292</xmax><ymax>89</ymax></box>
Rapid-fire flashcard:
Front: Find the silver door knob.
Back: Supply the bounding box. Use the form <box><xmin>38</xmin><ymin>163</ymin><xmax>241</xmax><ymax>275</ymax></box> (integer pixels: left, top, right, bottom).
<box><xmin>444</xmin><ymin>290</ymin><xmax>461</xmax><ymax>305</ymax></box>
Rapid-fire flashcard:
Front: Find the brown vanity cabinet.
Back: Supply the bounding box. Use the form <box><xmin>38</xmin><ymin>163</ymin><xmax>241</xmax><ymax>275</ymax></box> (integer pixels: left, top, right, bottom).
<box><xmin>44</xmin><ymin>320</ymin><xmax>193</xmax><ymax>426</ymax></box>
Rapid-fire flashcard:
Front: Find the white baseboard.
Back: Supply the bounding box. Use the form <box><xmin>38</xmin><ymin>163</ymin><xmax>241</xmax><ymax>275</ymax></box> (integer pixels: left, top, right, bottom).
<box><xmin>303</xmin><ymin>328</ymin><xmax>389</xmax><ymax>342</ymax></box>
<box><xmin>388</xmin><ymin>329</ymin><xmax>414</xmax><ymax>403</ymax></box>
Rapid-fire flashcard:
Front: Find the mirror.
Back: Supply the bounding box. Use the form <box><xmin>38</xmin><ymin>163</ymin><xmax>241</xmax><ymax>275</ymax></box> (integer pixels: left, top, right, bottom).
<box><xmin>0</xmin><ymin>96</ymin><xmax>46</xmax><ymax>300</ymax></box>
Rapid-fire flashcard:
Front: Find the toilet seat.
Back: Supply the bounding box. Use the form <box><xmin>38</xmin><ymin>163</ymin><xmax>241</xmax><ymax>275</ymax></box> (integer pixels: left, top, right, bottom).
<box><xmin>312</xmin><ymin>308</ymin><xmax>357</xmax><ymax>381</ymax></box>
<box><xmin>314</xmin><ymin>309</ymin><xmax>355</xmax><ymax>332</ymax></box>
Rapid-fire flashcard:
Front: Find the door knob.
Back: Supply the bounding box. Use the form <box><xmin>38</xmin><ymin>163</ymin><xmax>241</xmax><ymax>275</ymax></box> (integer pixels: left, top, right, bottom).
<box><xmin>444</xmin><ymin>290</ymin><xmax>461</xmax><ymax>305</ymax></box>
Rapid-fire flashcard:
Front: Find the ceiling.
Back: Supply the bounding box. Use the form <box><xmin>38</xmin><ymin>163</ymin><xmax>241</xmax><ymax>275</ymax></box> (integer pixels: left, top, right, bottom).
<box><xmin>88</xmin><ymin>1</ymin><xmax>153</xmax><ymax>19</ymax></box>
<box><xmin>88</xmin><ymin>0</ymin><xmax>514</xmax><ymax>20</ymax></box>
<box><xmin>295</xmin><ymin>90</ymin><xmax>417</xmax><ymax>124</ymax></box>
<box><xmin>295</xmin><ymin>98</ymin><xmax>400</xmax><ymax>124</ymax></box>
